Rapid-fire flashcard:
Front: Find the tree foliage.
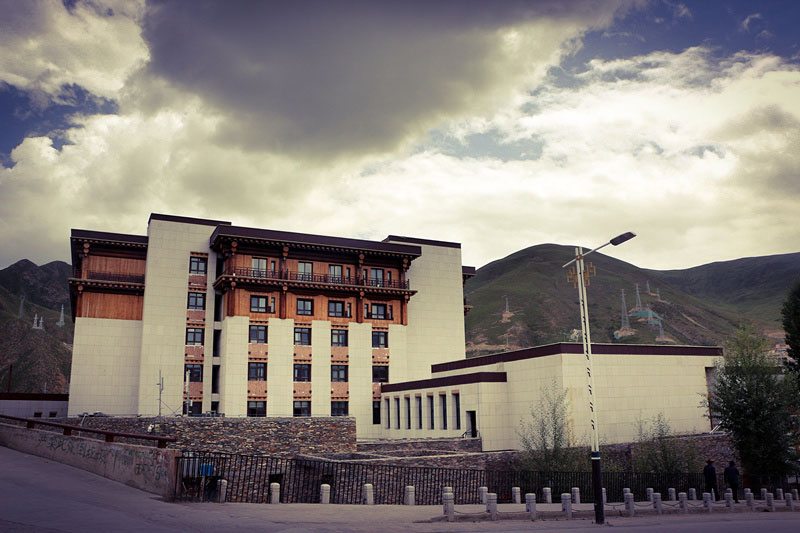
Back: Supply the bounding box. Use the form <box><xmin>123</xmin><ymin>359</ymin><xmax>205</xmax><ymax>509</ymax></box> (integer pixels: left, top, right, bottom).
<box><xmin>632</xmin><ymin>413</ymin><xmax>702</xmax><ymax>473</ymax></box>
<box><xmin>518</xmin><ymin>382</ymin><xmax>586</xmax><ymax>472</ymax></box>
<box><xmin>707</xmin><ymin>326</ymin><xmax>799</xmax><ymax>475</ymax></box>
<box><xmin>782</xmin><ymin>278</ymin><xmax>800</xmax><ymax>392</ymax></box>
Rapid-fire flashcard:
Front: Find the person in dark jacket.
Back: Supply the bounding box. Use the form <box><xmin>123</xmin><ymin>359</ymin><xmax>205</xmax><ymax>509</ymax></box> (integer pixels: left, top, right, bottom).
<box><xmin>724</xmin><ymin>461</ymin><xmax>740</xmax><ymax>503</ymax></box>
<box><xmin>703</xmin><ymin>459</ymin><xmax>718</xmax><ymax>500</ymax></box>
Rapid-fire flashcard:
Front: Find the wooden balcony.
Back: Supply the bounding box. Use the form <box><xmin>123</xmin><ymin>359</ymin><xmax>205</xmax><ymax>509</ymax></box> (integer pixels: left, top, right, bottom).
<box><xmin>215</xmin><ymin>267</ymin><xmax>413</xmax><ymax>295</ymax></box>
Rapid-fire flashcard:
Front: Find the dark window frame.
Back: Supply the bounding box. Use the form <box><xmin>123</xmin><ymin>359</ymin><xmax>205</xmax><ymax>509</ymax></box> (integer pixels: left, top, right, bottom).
<box><xmin>297</xmin><ymin>298</ymin><xmax>313</xmax><ymax>316</ymax></box>
<box><xmin>294</xmin><ymin>327</ymin><xmax>311</xmax><ymax>346</ymax></box>
<box><xmin>372</xmin><ymin>400</ymin><xmax>381</xmax><ymax>425</ymax></box>
<box><xmin>187</xmin><ymin>292</ymin><xmax>206</xmax><ymax>310</ymax></box>
<box><xmin>331</xmin><ymin>401</ymin><xmax>349</xmax><ymax>417</ymax></box>
<box><xmin>250</xmin><ymin>295</ymin><xmax>269</xmax><ymax>313</ymax></box>
<box><xmin>293</xmin><ymin>400</ymin><xmax>311</xmax><ymax>417</ymax></box>
<box><xmin>249</xmin><ymin>325</ymin><xmax>267</xmax><ymax>344</ymax></box>
<box><xmin>372</xmin><ymin>365</ymin><xmax>388</xmax><ymax>383</ymax></box>
<box><xmin>328</xmin><ymin>300</ymin><xmax>345</xmax><ymax>317</ymax></box>
<box><xmin>185</xmin><ymin>364</ymin><xmax>203</xmax><ymax>382</ymax></box>
<box><xmin>331</xmin><ymin>329</ymin><xmax>348</xmax><ymax>347</ymax></box>
<box><xmin>189</xmin><ymin>256</ymin><xmax>207</xmax><ymax>275</ymax></box>
<box><xmin>186</xmin><ymin>328</ymin><xmax>204</xmax><ymax>346</ymax></box>
<box><xmin>293</xmin><ymin>363</ymin><xmax>311</xmax><ymax>382</ymax></box>
<box><xmin>331</xmin><ymin>364</ymin><xmax>348</xmax><ymax>382</ymax></box>
<box><xmin>372</xmin><ymin>330</ymin><xmax>388</xmax><ymax>348</ymax></box>
<box><xmin>247</xmin><ymin>401</ymin><xmax>266</xmax><ymax>417</ymax></box>
<box><xmin>248</xmin><ymin>362</ymin><xmax>266</xmax><ymax>381</ymax></box>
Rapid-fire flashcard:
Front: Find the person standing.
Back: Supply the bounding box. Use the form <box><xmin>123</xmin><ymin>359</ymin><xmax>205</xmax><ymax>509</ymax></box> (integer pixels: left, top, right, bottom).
<box><xmin>704</xmin><ymin>459</ymin><xmax>719</xmax><ymax>500</ymax></box>
<box><xmin>724</xmin><ymin>460</ymin><xmax>741</xmax><ymax>503</ymax></box>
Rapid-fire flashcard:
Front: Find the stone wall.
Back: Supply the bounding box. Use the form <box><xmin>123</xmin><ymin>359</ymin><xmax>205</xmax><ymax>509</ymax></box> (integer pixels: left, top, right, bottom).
<box><xmin>64</xmin><ymin>416</ymin><xmax>356</xmax><ymax>455</ymax></box>
<box><xmin>0</xmin><ymin>422</ymin><xmax>177</xmax><ymax>498</ymax></box>
<box><xmin>357</xmin><ymin>437</ymin><xmax>482</xmax><ymax>453</ymax></box>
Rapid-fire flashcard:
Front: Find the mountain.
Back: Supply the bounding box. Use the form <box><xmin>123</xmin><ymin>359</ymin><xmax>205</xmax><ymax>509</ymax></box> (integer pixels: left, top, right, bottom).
<box><xmin>0</xmin><ymin>260</ymin><xmax>73</xmax><ymax>393</ymax></box>
<box><xmin>464</xmin><ymin>245</ymin><xmax>799</xmax><ymax>357</ymax></box>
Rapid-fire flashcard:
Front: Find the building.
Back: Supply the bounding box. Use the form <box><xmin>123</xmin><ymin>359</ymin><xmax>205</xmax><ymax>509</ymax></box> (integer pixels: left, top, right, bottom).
<box><xmin>68</xmin><ymin>213</ymin><xmax>720</xmax><ymax>450</ymax></box>
<box><xmin>68</xmin><ymin>214</ymin><xmax>471</xmax><ymax>438</ymax></box>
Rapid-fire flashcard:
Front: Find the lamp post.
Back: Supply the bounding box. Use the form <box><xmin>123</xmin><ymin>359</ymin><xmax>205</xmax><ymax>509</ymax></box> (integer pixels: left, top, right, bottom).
<box><xmin>562</xmin><ymin>231</ymin><xmax>635</xmax><ymax>525</ymax></box>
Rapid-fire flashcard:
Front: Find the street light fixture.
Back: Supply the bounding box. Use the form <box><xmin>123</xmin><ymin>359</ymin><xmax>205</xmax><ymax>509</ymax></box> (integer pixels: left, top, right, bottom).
<box><xmin>562</xmin><ymin>231</ymin><xmax>636</xmax><ymax>525</ymax></box>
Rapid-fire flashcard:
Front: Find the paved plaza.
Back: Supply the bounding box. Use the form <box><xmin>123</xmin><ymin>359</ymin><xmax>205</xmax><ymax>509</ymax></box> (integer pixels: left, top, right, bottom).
<box><xmin>3</xmin><ymin>446</ymin><xmax>800</xmax><ymax>532</ymax></box>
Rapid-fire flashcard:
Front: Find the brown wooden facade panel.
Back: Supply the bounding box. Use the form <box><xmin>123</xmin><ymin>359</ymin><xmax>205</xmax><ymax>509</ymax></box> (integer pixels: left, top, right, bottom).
<box><xmin>331</xmin><ymin>382</ymin><xmax>348</xmax><ymax>399</ymax></box>
<box><xmin>248</xmin><ymin>381</ymin><xmax>268</xmax><ymax>397</ymax></box>
<box><xmin>293</xmin><ymin>382</ymin><xmax>311</xmax><ymax>398</ymax></box>
<box><xmin>84</xmin><ymin>255</ymin><xmax>146</xmax><ymax>276</ymax></box>
<box><xmin>77</xmin><ymin>292</ymin><xmax>143</xmax><ymax>320</ymax></box>
<box><xmin>248</xmin><ymin>343</ymin><xmax>268</xmax><ymax>359</ymax></box>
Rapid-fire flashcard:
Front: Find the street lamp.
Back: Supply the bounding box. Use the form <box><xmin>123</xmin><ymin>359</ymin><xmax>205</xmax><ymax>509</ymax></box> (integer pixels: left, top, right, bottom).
<box><xmin>562</xmin><ymin>231</ymin><xmax>635</xmax><ymax>525</ymax></box>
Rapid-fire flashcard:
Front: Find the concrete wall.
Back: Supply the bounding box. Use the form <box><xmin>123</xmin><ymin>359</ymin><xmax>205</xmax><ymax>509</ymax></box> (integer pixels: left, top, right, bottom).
<box><xmin>0</xmin><ymin>395</ymin><xmax>69</xmax><ymax>418</ymax></box>
<box><xmin>0</xmin><ymin>423</ymin><xmax>177</xmax><ymax>498</ymax></box>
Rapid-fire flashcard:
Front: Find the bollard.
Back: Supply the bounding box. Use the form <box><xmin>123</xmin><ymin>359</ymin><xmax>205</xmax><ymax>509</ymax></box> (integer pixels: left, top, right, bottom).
<box><xmin>679</xmin><ymin>492</ymin><xmax>688</xmax><ymax>514</ymax></box>
<box><xmin>571</xmin><ymin>487</ymin><xmax>581</xmax><ymax>504</ymax></box>
<box><xmin>744</xmin><ymin>488</ymin><xmax>751</xmax><ymax>496</ymax></box>
<box><xmin>646</xmin><ymin>487</ymin><xmax>654</xmax><ymax>502</ymax></box>
<box><xmin>405</xmin><ymin>485</ymin><xmax>415</xmax><ymax>506</ymax></box>
<box><xmin>760</xmin><ymin>488</ymin><xmax>767</xmax><ymax>501</ymax></box>
<box><xmin>653</xmin><ymin>492</ymin><xmax>662</xmax><ymax>515</ymax></box>
<box><xmin>561</xmin><ymin>493</ymin><xmax>573</xmax><ymax>519</ymax></box>
<box><xmin>703</xmin><ymin>492</ymin><xmax>712</xmax><ymax>513</ymax></box>
<box><xmin>442</xmin><ymin>487</ymin><xmax>453</xmax><ymax>515</ymax></box>
<box><xmin>218</xmin><ymin>479</ymin><xmax>228</xmax><ymax>503</ymax></box>
<box><xmin>270</xmin><ymin>483</ymin><xmax>280</xmax><ymax>504</ymax></box>
<box><xmin>478</xmin><ymin>486</ymin><xmax>488</xmax><ymax>505</ymax></box>
<box><xmin>776</xmin><ymin>488</ymin><xmax>784</xmax><ymax>501</ymax></box>
<box><xmin>512</xmin><ymin>486</ymin><xmax>521</xmax><ymax>505</ymax></box>
<box><xmin>623</xmin><ymin>487</ymin><xmax>631</xmax><ymax>496</ymax></box>
<box><xmin>625</xmin><ymin>493</ymin><xmax>635</xmax><ymax>517</ymax></box>
<box><xmin>766</xmin><ymin>493</ymin><xmax>775</xmax><ymax>512</ymax></box>
<box><xmin>602</xmin><ymin>487</ymin><xmax>607</xmax><ymax>505</ymax></box>
<box><xmin>543</xmin><ymin>487</ymin><xmax>552</xmax><ymax>504</ymax></box>
<box><xmin>363</xmin><ymin>484</ymin><xmax>374</xmax><ymax>505</ymax></box>
<box><xmin>487</xmin><ymin>493</ymin><xmax>498</xmax><ymax>521</ymax></box>
<box><xmin>793</xmin><ymin>489</ymin><xmax>799</xmax><ymax>502</ymax></box>
<box><xmin>725</xmin><ymin>492</ymin><xmax>734</xmax><ymax>512</ymax></box>
<box><xmin>689</xmin><ymin>488</ymin><xmax>697</xmax><ymax>500</ymax></box>
<box><xmin>786</xmin><ymin>493</ymin><xmax>795</xmax><ymax>512</ymax></box>
<box><xmin>746</xmin><ymin>492</ymin><xmax>754</xmax><ymax>509</ymax></box>
<box><xmin>668</xmin><ymin>488</ymin><xmax>676</xmax><ymax>501</ymax></box>
<box><xmin>443</xmin><ymin>493</ymin><xmax>455</xmax><ymax>522</ymax></box>
<box><xmin>526</xmin><ymin>493</ymin><xmax>537</xmax><ymax>520</ymax></box>
<box><xmin>320</xmin><ymin>484</ymin><xmax>330</xmax><ymax>505</ymax></box>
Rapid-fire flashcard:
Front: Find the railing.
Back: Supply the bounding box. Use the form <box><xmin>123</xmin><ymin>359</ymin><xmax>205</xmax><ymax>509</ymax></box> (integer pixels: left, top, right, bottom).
<box><xmin>71</xmin><ymin>269</ymin><xmax>145</xmax><ymax>284</ymax></box>
<box><xmin>174</xmin><ymin>450</ymin><xmax>800</xmax><ymax>504</ymax></box>
<box><xmin>0</xmin><ymin>414</ymin><xmax>177</xmax><ymax>449</ymax></box>
<box><xmin>226</xmin><ymin>268</ymin><xmax>410</xmax><ymax>289</ymax></box>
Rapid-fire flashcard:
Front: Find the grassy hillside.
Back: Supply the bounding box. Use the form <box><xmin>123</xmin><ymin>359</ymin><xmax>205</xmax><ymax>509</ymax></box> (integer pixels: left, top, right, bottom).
<box><xmin>464</xmin><ymin>244</ymin><xmax>777</xmax><ymax>357</ymax></box>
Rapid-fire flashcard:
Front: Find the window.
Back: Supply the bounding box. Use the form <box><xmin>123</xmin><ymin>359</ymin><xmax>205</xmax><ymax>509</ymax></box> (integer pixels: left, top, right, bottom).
<box><xmin>453</xmin><ymin>393</ymin><xmax>461</xmax><ymax>430</ymax></box>
<box><xmin>370</xmin><ymin>268</ymin><xmax>384</xmax><ymax>287</ymax></box>
<box><xmin>331</xmin><ymin>329</ymin><xmax>348</xmax><ymax>347</ymax></box>
<box><xmin>394</xmin><ymin>397</ymin><xmax>400</xmax><ymax>429</ymax></box>
<box><xmin>428</xmin><ymin>395</ymin><xmax>435</xmax><ymax>429</ymax></box>
<box><xmin>33</xmin><ymin>412</ymin><xmax>42</xmax><ymax>418</ymax></box>
<box><xmin>416</xmin><ymin>396</ymin><xmax>423</xmax><ymax>429</ymax></box>
<box><xmin>328</xmin><ymin>300</ymin><xmax>345</xmax><ymax>317</ymax></box>
<box><xmin>249</xmin><ymin>325</ymin><xmax>267</xmax><ymax>344</ymax></box>
<box><xmin>368</xmin><ymin>303</ymin><xmax>387</xmax><ymax>319</ymax></box>
<box><xmin>247</xmin><ymin>401</ymin><xmax>266</xmax><ymax>417</ymax></box>
<box><xmin>183</xmin><ymin>402</ymin><xmax>202</xmax><ymax>416</ymax></box>
<box><xmin>298</xmin><ymin>261</ymin><xmax>313</xmax><ymax>281</ymax></box>
<box><xmin>270</xmin><ymin>260</ymin><xmax>277</xmax><ymax>273</ymax></box>
<box><xmin>213</xmin><ymin>330</ymin><xmax>221</xmax><ymax>355</ymax></box>
<box><xmin>329</xmin><ymin>264</ymin><xmax>343</xmax><ymax>283</ymax></box>
<box><xmin>331</xmin><ymin>401</ymin><xmax>349</xmax><ymax>417</ymax></box>
<box><xmin>293</xmin><ymin>401</ymin><xmax>311</xmax><ymax>417</ymax></box>
<box><xmin>187</xmin><ymin>292</ymin><xmax>205</xmax><ymax>310</ymax></box>
<box><xmin>385</xmin><ymin>398</ymin><xmax>391</xmax><ymax>429</ymax></box>
<box><xmin>251</xmin><ymin>295</ymin><xmax>274</xmax><ymax>313</ymax></box>
<box><xmin>372</xmin><ymin>401</ymin><xmax>381</xmax><ymax>425</ymax></box>
<box><xmin>294</xmin><ymin>327</ymin><xmax>311</xmax><ymax>345</ymax></box>
<box><xmin>293</xmin><ymin>364</ymin><xmax>311</xmax><ymax>382</ymax></box>
<box><xmin>251</xmin><ymin>257</ymin><xmax>268</xmax><ymax>276</ymax></box>
<box><xmin>248</xmin><ymin>362</ymin><xmax>266</xmax><ymax>381</ymax></box>
<box><xmin>440</xmin><ymin>395</ymin><xmax>448</xmax><ymax>430</ymax></box>
<box><xmin>331</xmin><ymin>365</ymin><xmax>348</xmax><ymax>382</ymax></box>
<box><xmin>372</xmin><ymin>330</ymin><xmax>388</xmax><ymax>348</ymax></box>
<box><xmin>186</xmin><ymin>328</ymin><xmax>204</xmax><ymax>345</ymax></box>
<box><xmin>185</xmin><ymin>364</ymin><xmax>202</xmax><ymax>382</ymax></box>
<box><xmin>372</xmin><ymin>365</ymin><xmax>388</xmax><ymax>383</ymax></box>
<box><xmin>212</xmin><ymin>365</ymin><xmax>220</xmax><ymax>394</ymax></box>
<box><xmin>49</xmin><ymin>411</ymin><xmax>58</xmax><ymax>418</ymax></box>
<box><xmin>405</xmin><ymin>397</ymin><xmax>411</xmax><ymax>429</ymax></box>
<box><xmin>297</xmin><ymin>298</ymin><xmax>313</xmax><ymax>315</ymax></box>
<box><xmin>189</xmin><ymin>256</ymin><xmax>207</xmax><ymax>275</ymax></box>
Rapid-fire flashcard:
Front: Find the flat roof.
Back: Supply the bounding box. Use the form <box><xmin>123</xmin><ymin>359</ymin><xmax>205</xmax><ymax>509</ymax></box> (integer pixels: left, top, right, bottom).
<box><xmin>149</xmin><ymin>213</ymin><xmax>232</xmax><ymax>227</ymax></box>
<box><xmin>432</xmin><ymin>343</ymin><xmax>723</xmax><ymax>373</ymax></box>
<box><xmin>381</xmin><ymin>372</ymin><xmax>507</xmax><ymax>393</ymax></box>
<box><xmin>211</xmin><ymin>225</ymin><xmax>422</xmax><ymax>256</ymax></box>
<box><xmin>71</xmin><ymin>229</ymin><xmax>148</xmax><ymax>245</ymax></box>
<box><xmin>384</xmin><ymin>235</ymin><xmax>461</xmax><ymax>249</ymax></box>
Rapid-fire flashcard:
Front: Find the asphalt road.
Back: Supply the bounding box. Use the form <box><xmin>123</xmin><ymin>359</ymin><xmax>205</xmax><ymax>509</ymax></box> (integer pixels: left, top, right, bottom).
<box><xmin>3</xmin><ymin>445</ymin><xmax>800</xmax><ymax>532</ymax></box>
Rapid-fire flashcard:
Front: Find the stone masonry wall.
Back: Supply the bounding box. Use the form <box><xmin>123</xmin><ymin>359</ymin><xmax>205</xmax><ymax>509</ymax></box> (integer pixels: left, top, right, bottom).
<box><xmin>357</xmin><ymin>438</ymin><xmax>482</xmax><ymax>453</ymax></box>
<box><xmin>63</xmin><ymin>416</ymin><xmax>356</xmax><ymax>455</ymax></box>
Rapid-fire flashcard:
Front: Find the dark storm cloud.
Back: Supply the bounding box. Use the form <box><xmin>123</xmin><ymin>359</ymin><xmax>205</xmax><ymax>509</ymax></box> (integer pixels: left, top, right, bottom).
<box><xmin>142</xmin><ymin>0</ymin><xmax>629</xmax><ymax>157</ymax></box>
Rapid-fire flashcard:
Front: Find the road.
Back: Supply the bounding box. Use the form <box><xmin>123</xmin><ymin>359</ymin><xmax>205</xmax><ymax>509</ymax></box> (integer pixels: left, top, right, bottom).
<box><xmin>3</xmin><ymin>445</ymin><xmax>800</xmax><ymax>532</ymax></box>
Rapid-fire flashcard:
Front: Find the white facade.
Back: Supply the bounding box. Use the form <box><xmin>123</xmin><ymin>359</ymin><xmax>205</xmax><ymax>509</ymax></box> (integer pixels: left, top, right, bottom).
<box><xmin>379</xmin><ymin>344</ymin><xmax>721</xmax><ymax>451</ymax></box>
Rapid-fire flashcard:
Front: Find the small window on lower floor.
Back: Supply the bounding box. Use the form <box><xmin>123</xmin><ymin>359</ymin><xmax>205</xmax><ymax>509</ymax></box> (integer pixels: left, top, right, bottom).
<box><xmin>183</xmin><ymin>402</ymin><xmax>202</xmax><ymax>416</ymax></box>
<box><xmin>293</xmin><ymin>401</ymin><xmax>311</xmax><ymax>417</ymax></box>
<box><xmin>331</xmin><ymin>401</ymin><xmax>349</xmax><ymax>416</ymax></box>
<box><xmin>49</xmin><ymin>411</ymin><xmax>58</xmax><ymax>418</ymax></box>
<box><xmin>372</xmin><ymin>400</ymin><xmax>381</xmax><ymax>425</ymax></box>
<box><xmin>247</xmin><ymin>401</ymin><xmax>266</xmax><ymax>417</ymax></box>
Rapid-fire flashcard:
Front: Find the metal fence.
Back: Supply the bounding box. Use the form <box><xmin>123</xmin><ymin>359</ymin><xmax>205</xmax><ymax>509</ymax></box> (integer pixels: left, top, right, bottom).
<box><xmin>175</xmin><ymin>451</ymin><xmax>800</xmax><ymax>504</ymax></box>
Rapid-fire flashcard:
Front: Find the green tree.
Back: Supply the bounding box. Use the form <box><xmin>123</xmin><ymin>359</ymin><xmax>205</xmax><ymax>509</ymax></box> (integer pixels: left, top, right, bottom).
<box><xmin>632</xmin><ymin>413</ymin><xmax>702</xmax><ymax>473</ymax></box>
<box><xmin>517</xmin><ymin>382</ymin><xmax>586</xmax><ymax>471</ymax></box>
<box><xmin>782</xmin><ymin>278</ymin><xmax>800</xmax><ymax>392</ymax></box>
<box><xmin>706</xmin><ymin>326</ymin><xmax>799</xmax><ymax>475</ymax></box>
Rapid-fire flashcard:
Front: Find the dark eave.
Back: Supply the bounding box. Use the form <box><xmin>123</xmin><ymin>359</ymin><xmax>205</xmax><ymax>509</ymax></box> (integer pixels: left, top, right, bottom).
<box><xmin>71</xmin><ymin>229</ymin><xmax>148</xmax><ymax>245</ymax></box>
<box><xmin>462</xmin><ymin>266</ymin><xmax>476</xmax><ymax>279</ymax></box>
<box><xmin>432</xmin><ymin>343</ymin><xmax>724</xmax><ymax>374</ymax></box>
<box><xmin>210</xmin><ymin>226</ymin><xmax>422</xmax><ymax>258</ymax></box>
<box><xmin>381</xmin><ymin>372</ymin><xmax>507</xmax><ymax>393</ymax></box>
<box><xmin>384</xmin><ymin>235</ymin><xmax>461</xmax><ymax>249</ymax></box>
<box><xmin>149</xmin><ymin>213</ymin><xmax>232</xmax><ymax>227</ymax></box>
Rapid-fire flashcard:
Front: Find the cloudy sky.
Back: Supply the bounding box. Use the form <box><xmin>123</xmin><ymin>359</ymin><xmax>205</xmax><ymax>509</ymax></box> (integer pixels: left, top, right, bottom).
<box><xmin>1</xmin><ymin>0</ymin><xmax>798</xmax><ymax>271</ymax></box>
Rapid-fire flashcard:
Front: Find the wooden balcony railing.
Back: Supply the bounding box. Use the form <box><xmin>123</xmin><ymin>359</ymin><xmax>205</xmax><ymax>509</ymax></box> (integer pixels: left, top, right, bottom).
<box><xmin>225</xmin><ymin>268</ymin><xmax>410</xmax><ymax>289</ymax></box>
<box><xmin>72</xmin><ymin>269</ymin><xmax>145</xmax><ymax>284</ymax></box>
